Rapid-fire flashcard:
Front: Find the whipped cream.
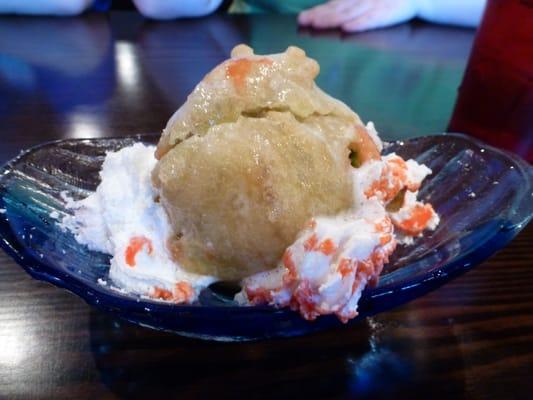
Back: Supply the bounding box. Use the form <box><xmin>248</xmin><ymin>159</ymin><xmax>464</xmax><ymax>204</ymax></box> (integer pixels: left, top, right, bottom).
<box><xmin>238</xmin><ymin>148</ymin><xmax>439</xmax><ymax>321</ymax></box>
<box><xmin>61</xmin><ymin>143</ymin><xmax>217</xmax><ymax>302</ymax></box>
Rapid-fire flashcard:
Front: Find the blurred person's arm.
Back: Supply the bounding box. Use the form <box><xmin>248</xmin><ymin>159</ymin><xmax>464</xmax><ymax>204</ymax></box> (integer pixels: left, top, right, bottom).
<box><xmin>133</xmin><ymin>0</ymin><xmax>223</xmax><ymax>19</ymax></box>
<box><xmin>298</xmin><ymin>0</ymin><xmax>486</xmax><ymax>32</ymax></box>
<box><xmin>0</xmin><ymin>0</ymin><xmax>92</xmax><ymax>15</ymax></box>
<box><xmin>417</xmin><ymin>0</ymin><xmax>486</xmax><ymax>27</ymax></box>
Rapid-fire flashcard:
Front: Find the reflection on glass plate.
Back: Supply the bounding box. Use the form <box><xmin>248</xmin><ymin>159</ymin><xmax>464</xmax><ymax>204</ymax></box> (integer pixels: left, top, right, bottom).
<box><xmin>0</xmin><ymin>134</ymin><xmax>531</xmax><ymax>341</ymax></box>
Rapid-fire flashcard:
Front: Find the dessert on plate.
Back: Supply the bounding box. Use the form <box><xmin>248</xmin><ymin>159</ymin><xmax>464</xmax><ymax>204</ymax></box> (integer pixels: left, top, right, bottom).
<box><xmin>62</xmin><ymin>44</ymin><xmax>439</xmax><ymax>322</ymax></box>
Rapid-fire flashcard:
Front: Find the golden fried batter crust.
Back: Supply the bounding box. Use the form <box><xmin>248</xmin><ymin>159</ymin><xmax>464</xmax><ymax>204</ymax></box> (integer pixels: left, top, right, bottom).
<box><xmin>153</xmin><ymin>45</ymin><xmax>379</xmax><ymax>280</ymax></box>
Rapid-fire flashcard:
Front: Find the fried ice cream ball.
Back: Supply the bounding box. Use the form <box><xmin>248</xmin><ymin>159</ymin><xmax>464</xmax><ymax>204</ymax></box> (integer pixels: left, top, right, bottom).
<box><xmin>152</xmin><ymin>45</ymin><xmax>380</xmax><ymax>280</ymax></box>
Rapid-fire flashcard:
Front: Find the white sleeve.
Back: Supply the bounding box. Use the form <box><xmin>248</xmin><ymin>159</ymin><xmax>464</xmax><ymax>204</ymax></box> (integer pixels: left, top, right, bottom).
<box><xmin>416</xmin><ymin>0</ymin><xmax>487</xmax><ymax>27</ymax></box>
<box><xmin>0</xmin><ymin>0</ymin><xmax>93</xmax><ymax>15</ymax></box>
<box><xmin>133</xmin><ymin>0</ymin><xmax>224</xmax><ymax>19</ymax></box>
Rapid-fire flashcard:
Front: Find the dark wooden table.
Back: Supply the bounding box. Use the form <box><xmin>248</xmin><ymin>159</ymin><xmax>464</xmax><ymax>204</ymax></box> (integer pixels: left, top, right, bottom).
<box><xmin>0</xmin><ymin>12</ymin><xmax>531</xmax><ymax>400</ymax></box>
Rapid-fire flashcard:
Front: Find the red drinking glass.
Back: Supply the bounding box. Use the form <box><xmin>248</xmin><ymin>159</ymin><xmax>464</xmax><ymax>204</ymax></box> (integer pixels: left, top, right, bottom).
<box><xmin>448</xmin><ymin>0</ymin><xmax>533</xmax><ymax>162</ymax></box>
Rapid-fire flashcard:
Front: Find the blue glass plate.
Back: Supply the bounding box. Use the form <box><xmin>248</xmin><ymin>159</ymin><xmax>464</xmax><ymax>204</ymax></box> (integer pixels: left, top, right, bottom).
<box><xmin>0</xmin><ymin>133</ymin><xmax>531</xmax><ymax>341</ymax></box>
